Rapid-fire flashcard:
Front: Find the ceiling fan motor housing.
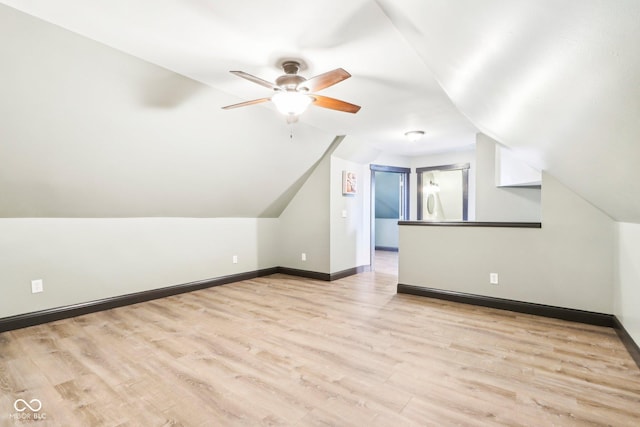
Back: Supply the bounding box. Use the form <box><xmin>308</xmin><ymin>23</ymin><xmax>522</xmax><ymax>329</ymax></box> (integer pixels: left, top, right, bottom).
<box><xmin>276</xmin><ymin>61</ymin><xmax>307</xmax><ymax>90</ymax></box>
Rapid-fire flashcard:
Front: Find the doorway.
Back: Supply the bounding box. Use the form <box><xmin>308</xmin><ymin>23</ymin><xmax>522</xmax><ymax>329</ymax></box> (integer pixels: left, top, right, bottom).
<box><xmin>370</xmin><ymin>164</ymin><xmax>410</xmax><ymax>273</ymax></box>
<box><xmin>417</xmin><ymin>163</ymin><xmax>470</xmax><ymax>221</ymax></box>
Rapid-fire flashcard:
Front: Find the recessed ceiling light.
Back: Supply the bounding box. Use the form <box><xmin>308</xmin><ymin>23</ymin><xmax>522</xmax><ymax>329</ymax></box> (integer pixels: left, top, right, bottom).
<box><xmin>404</xmin><ymin>130</ymin><xmax>425</xmax><ymax>142</ymax></box>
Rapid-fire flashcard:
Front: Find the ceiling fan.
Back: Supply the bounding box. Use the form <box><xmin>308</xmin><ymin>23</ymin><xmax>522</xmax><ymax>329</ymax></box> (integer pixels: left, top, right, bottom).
<box><xmin>222</xmin><ymin>61</ymin><xmax>361</xmax><ymax>119</ymax></box>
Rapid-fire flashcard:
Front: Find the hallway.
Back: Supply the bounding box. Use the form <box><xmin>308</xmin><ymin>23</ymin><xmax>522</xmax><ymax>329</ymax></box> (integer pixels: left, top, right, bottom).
<box><xmin>374</xmin><ymin>250</ymin><xmax>399</xmax><ymax>277</ymax></box>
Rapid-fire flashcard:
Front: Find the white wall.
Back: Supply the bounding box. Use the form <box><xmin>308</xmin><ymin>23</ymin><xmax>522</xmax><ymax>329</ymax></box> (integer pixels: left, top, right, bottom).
<box><xmin>496</xmin><ymin>144</ymin><xmax>541</xmax><ymax>187</ymax></box>
<box><xmin>330</xmin><ymin>158</ymin><xmax>370</xmax><ymax>273</ymax></box>
<box><xmin>375</xmin><ymin>219</ymin><xmax>399</xmax><ymax>248</ymax></box>
<box><xmin>278</xmin><ymin>154</ymin><xmax>331</xmax><ymax>273</ymax></box>
<box><xmin>0</xmin><ymin>218</ymin><xmax>278</xmax><ymax>318</ymax></box>
<box><xmin>371</xmin><ymin>153</ymin><xmax>412</xmax><ymax>170</ymax></box>
<box><xmin>399</xmin><ymin>172</ymin><xmax>614</xmax><ymax>313</ymax></box>
<box><xmin>615</xmin><ymin>222</ymin><xmax>640</xmax><ymax>344</ymax></box>
<box><xmin>475</xmin><ymin>134</ymin><xmax>541</xmax><ymax>222</ymax></box>
<box><xmin>420</xmin><ymin>170</ymin><xmax>464</xmax><ymax>220</ymax></box>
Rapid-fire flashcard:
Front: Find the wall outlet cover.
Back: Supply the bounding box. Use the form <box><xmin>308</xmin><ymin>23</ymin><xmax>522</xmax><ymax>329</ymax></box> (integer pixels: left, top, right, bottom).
<box><xmin>31</xmin><ymin>279</ymin><xmax>44</xmax><ymax>293</ymax></box>
<box><xmin>490</xmin><ymin>273</ymin><xmax>499</xmax><ymax>285</ymax></box>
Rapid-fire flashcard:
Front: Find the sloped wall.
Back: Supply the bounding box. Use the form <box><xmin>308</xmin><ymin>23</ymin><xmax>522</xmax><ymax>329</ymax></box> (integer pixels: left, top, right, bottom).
<box><xmin>0</xmin><ymin>4</ymin><xmax>333</xmax><ymax>218</ymax></box>
<box><xmin>378</xmin><ymin>0</ymin><xmax>640</xmax><ymax>223</ymax></box>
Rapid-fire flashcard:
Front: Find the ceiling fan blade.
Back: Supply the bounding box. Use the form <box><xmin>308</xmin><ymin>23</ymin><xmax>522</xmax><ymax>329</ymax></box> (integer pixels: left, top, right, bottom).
<box><xmin>299</xmin><ymin>68</ymin><xmax>351</xmax><ymax>92</ymax></box>
<box><xmin>230</xmin><ymin>71</ymin><xmax>277</xmax><ymax>90</ymax></box>
<box><xmin>312</xmin><ymin>95</ymin><xmax>361</xmax><ymax>113</ymax></box>
<box><xmin>221</xmin><ymin>98</ymin><xmax>270</xmax><ymax>110</ymax></box>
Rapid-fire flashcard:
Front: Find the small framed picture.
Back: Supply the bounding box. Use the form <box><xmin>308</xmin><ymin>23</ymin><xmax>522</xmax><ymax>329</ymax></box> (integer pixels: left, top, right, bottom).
<box><xmin>342</xmin><ymin>171</ymin><xmax>357</xmax><ymax>195</ymax></box>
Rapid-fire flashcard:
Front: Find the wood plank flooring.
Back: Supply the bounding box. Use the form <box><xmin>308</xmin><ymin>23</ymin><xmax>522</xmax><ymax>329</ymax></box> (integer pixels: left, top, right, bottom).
<box><xmin>373</xmin><ymin>250</ymin><xmax>398</xmax><ymax>276</ymax></box>
<box><xmin>1</xmin><ymin>258</ymin><xmax>639</xmax><ymax>425</ymax></box>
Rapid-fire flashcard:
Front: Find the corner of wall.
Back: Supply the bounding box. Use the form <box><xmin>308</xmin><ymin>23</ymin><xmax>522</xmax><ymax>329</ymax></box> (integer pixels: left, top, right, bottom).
<box><xmin>277</xmin><ymin>152</ymin><xmax>332</xmax><ymax>273</ymax></box>
<box><xmin>614</xmin><ymin>221</ymin><xmax>640</xmax><ymax>345</ymax></box>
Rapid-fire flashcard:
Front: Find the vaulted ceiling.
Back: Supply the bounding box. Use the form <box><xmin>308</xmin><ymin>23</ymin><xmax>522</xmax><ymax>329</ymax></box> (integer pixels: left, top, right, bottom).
<box><xmin>1</xmin><ymin>1</ymin><xmax>639</xmax><ymax>222</ymax></box>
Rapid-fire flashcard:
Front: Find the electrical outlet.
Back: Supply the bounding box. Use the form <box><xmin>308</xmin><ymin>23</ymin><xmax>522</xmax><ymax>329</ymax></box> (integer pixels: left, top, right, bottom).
<box><xmin>489</xmin><ymin>273</ymin><xmax>499</xmax><ymax>285</ymax></box>
<box><xmin>31</xmin><ymin>279</ymin><xmax>44</xmax><ymax>293</ymax></box>
<box><xmin>341</xmin><ymin>210</ymin><xmax>347</xmax><ymax>218</ymax></box>
<box><xmin>301</xmin><ymin>253</ymin><xmax>307</xmax><ymax>261</ymax></box>
<box><xmin>232</xmin><ymin>255</ymin><xmax>238</xmax><ymax>264</ymax></box>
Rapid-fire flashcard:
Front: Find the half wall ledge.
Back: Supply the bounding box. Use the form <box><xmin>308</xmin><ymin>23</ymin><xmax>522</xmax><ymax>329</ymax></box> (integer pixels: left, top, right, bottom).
<box><xmin>398</xmin><ymin>221</ymin><xmax>541</xmax><ymax>228</ymax></box>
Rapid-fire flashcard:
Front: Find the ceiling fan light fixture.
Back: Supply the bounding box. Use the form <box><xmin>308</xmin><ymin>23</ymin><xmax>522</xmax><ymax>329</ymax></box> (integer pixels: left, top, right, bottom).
<box><xmin>405</xmin><ymin>130</ymin><xmax>425</xmax><ymax>142</ymax></box>
<box><xmin>223</xmin><ymin>63</ymin><xmax>359</xmax><ymax>116</ymax></box>
<box><xmin>272</xmin><ymin>91</ymin><xmax>312</xmax><ymax>116</ymax></box>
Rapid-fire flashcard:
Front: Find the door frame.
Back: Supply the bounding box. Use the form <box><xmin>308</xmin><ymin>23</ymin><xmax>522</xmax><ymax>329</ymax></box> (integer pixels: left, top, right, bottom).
<box><xmin>370</xmin><ymin>164</ymin><xmax>411</xmax><ymax>269</ymax></box>
<box><xmin>416</xmin><ymin>163</ymin><xmax>470</xmax><ymax>221</ymax></box>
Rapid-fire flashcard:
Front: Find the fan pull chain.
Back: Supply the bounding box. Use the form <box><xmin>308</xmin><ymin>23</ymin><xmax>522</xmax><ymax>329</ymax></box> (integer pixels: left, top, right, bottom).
<box><xmin>286</xmin><ymin>115</ymin><xmax>297</xmax><ymax>140</ymax></box>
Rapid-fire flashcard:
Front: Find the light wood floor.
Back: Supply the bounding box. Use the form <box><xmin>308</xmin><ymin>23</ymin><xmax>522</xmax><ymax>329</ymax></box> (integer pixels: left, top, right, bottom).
<box><xmin>373</xmin><ymin>250</ymin><xmax>399</xmax><ymax>276</ymax></box>
<box><xmin>1</xmin><ymin>260</ymin><xmax>639</xmax><ymax>426</ymax></box>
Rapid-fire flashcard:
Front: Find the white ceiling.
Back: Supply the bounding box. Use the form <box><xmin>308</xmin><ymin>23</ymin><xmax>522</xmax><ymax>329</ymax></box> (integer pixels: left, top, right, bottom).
<box><xmin>0</xmin><ymin>0</ymin><xmax>477</xmax><ymax>156</ymax></box>
<box><xmin>2</xmin><ymin>0</ymin><xmax>640</xmax><ymax>221</ymax></box>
